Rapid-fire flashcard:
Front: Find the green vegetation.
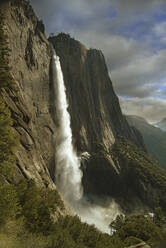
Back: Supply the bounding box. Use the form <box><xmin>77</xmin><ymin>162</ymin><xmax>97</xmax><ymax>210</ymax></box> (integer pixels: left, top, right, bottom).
<box><xmin>15</xmin><ymin>179</ymin><xmax>65</xmax><ymax>233</ymax></box>
<box><xmin>126</xmin><ymin>115</ymin><xmax>166</xmax><ymax>169</ymax></box>
<box><xmin>111</xmin><ymin>137</ymin><xmax>166</xmax><ymax>210</ymax></box>
<box><xmin>0</xmin><ymin>98</ymin><xmax>18</xmax><ymax>182</ymax></box>
<box><xmin>0</xmin><ymin>184</ymin><xmax>20</xmax><ymax>226</ymax></box>
<box><xmin>110</xmin><ymin>211</ymin><xmax>165</xmax><ymax>246</ymax></box>
<box><xmin>0</xmin><ymin>177</ymin><xmax>123</xmax><ymax>248</ymax></box>
<box><xmin>0</xmin><ymin>181</ymin><xmax>165</xmax><ymax>248</ymax></box>
<box><xmin>111</xmin><ymin>138</ymin><xmax>166</xmax><ymax>184</ymax></box>
<box><xmin>0</xmin><ymin>14</ymin><xmax>123</xmax><ymax>248</ymax></box>
<box><xmin>0</xmin><ymin>179</ymin><xmax>64</xmax><ymax>227</ymax></box>
<box><xmin>110</xmin><ymin>208</ymin><xmax>166</xmax><ymax>247</ymax></box>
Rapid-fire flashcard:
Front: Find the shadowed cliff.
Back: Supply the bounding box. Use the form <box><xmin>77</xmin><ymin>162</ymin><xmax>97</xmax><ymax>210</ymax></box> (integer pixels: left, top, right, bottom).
<box><xmin>0</xmin><ymin>1</ymin><xmax>166</xmax><ymax>246</ymax></box>
<box><xmin>49</xmin><ymin>34</ymin><xmax>145</xmax><ymax>153</ymax></box>
<box><xmin>49</xmin><ymin>34</ymin><xmax>166</xmax><ymax>214</ymax></box>
<box><xmin>1</xmin><ymin>0</ymin><xmax>166</xmax><ymax>216</ymax></box>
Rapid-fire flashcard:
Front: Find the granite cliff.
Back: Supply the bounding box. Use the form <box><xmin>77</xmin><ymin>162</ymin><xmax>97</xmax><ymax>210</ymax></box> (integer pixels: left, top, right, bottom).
<box><xmin>49</xmin><ymin>34</ymin><xmax>145</xmax><ymax>154</ymax></box>
<box><xmin>49</xmin><ymin>34</ymin><xmax>166</xmax><ymax>213</ymax></box>
<box><xmin>0</xmin><ymin>0</ymin><xmax>57</xmax><ymax>188</ymax></box>
<box><xmin>1</xmin><ymin>0</ymin><xmax>166</xmax><ymax>216</ymax></box>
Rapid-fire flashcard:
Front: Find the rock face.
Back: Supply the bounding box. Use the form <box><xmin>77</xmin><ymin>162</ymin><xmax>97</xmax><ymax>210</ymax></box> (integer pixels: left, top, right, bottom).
<box><xmin>127</xmin><ymin>115</ymin><xmax>166</xmax><ymax>169</ymax></box>
<box><xmin>49</xmin><ymin>34</ymin><xmax>145</xmax><ymax>154</ymax></box>
<box><xmin>49</xmin><ymin>34</ymin><xmax>166</xmax><ymax>214</ymax></box>
<box><xmin>126</xmin><ymin>242</ymin><xmax>151</xmax><ymax>248</ymax></box>
<box><xmin>1</xmin><ymin>0</ymin><xmax>57</xmax><ymax>188</ymax></box>
<box><xmin>48</xmin><ymin>34</ymin><xmax>151</xmax><ymax>211</ymax></box>
<box><xmin>1</xmin><ymin>0</ymin><xmax>154</xmax><ymax>214</ymax></box>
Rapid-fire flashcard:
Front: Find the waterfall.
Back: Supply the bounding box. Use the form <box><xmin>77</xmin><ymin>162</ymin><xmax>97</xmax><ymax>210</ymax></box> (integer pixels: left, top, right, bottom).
<box><xmin>52</xmin><ymin>53</ymin><xmax>83</xmax><ymax>207</ymax></box>
<box><xmin>52</xmin><ymin>50</ymin><xmax>121</xmax><ymax>233</ymax></box>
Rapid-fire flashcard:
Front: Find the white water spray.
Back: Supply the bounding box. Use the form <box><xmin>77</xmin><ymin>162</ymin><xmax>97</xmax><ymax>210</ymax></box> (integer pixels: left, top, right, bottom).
<box><xmin>52</xmin><ymin>51</ymin><xmax>121</xmax><ymax>233</ymax></box>
<box><xmin>53</xmin><ymin>53</ymin><xmax>83</xmax><ymax>206</ymax></box>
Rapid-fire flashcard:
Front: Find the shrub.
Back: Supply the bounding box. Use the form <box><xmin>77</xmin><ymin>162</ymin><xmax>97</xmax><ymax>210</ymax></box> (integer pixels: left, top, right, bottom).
<box><xmin>124</xmin><ymin>236</ymin><xmax>143</xmax><ymax>246</ymax></box>
<box><xmin>0</xmin><ymin>185</ymin><xmax>20</xmax><ymax>226</ymax></box>
<box><xmin>110</xmin><ymin>213</ymin><xmax>165</xmax><ymax>244</ymax></box>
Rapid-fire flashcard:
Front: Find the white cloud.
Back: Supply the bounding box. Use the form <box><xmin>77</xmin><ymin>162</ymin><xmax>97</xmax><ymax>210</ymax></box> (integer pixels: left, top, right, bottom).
<box><xmin>31</xmin><ymin>0</ymin><xmax>166</xmax><ymax>121</ymax></box>
<box><xmin>120</xmin><ymin>96</ymin><xmax>166</xmax><ymax>123</ymax></box>
<box><xmin>154</xmin><ymin>22</ymin><xmax>166</xmax><ymax>36</ymax></box>
<box><xmin>75</xmin><ymin>30</ymin><xmax>166</xmax><ymax>98</ymax></box>
<box><xmin>111</xmin><ymin>49</ymin><xmax>166</xmax><ymax>97</ymax></box>
<box><xmin>153</xmin><ymin>22</ymin><xmax>166</xmax><ymax>44</ymax></box>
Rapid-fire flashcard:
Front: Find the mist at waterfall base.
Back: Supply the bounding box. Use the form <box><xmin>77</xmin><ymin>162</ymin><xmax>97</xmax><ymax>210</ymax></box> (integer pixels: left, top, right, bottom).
<box><xmin>52</xmin><ymin>52</ymin><xmax>121</xmax><ymax>234</ymax></box>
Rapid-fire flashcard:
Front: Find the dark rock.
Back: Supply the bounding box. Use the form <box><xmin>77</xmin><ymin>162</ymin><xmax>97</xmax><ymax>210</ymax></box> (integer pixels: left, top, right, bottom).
<box><xmin>49</xmin><ymin>34</ymin><xmax>166</xmax><ymax>215</ymax></box>
<box><xmin>0</xmin><ymin>0</ymin><xmax>71</xmax><ymax>216</ymax></box>
<box><xmin>36</xmin><ymin>19</ymin><xmax>45</xmax><ymax>34</ymax></box>
<box><xmin>1</xmin><ymin>0</ymin><xmax>57</xmax><ymax>189</ymax></box>
<box><xmin>49</xmin><ymin>34</ymin><xmax>145</xmax><ymax>153</ymax></box>
<box><xmin>1</xmin><ymin>0</ymin><xmax>165</xmax><ymax>217</ymax></box>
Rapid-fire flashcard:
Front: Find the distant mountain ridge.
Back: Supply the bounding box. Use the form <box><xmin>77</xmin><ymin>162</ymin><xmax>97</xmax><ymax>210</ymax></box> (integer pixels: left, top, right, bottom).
<box><xmin>126</xmin><ymin>115</ymin><xmax>166</xmax><ymax>169</ymax></box>
<box><xmin>154</xmin><ymin>117</ymin><xmax>166</xmax><ymax>132</ymax></box>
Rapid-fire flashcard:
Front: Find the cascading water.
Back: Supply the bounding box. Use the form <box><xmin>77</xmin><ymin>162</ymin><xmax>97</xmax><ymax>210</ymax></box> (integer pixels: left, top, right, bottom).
<box><xmin>52</xmin><ymin>53</ymin><xmax>83</xmax><ymax>208</ymax></box>
<box><xmin>52</xmin><ymin>50</ymin><xmax>121</xmax><ymax>233</ymax></box>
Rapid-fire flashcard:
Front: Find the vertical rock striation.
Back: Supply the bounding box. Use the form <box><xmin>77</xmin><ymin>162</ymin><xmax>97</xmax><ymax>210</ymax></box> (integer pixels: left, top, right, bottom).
<box><xmin>49</xmin><ymin>34</ymin><xmax>150</xmax><ymax>211</ymax></box>
<box><xmin>49</xmin><ymin>34</ymin><xmax>145</xmax><ymax>154</ymax></box>
<box><xmin>1</xmin><ymin>0</ymin><xmax>153</xmax><ymax>214</ymax></box>
<box><xmin>1</xmin><ymin>0</ymin><xmax>56</xmax><ymax>187</ymax></box>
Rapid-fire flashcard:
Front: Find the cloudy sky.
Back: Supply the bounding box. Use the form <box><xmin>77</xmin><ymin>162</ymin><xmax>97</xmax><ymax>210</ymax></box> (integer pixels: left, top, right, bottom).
<box><xmin>31</xmin><ymin>0</ymin><xmax>166</xmax><ymax>123</ymax></box>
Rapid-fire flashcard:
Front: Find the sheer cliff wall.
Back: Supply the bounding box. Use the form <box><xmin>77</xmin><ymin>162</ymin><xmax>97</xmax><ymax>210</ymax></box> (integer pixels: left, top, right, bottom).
<box><xmin>0</xmin><ymin>0</ymin><xmax>150</xmax><ymax>213</ymax></box>
<box><xmin>1</xmin><ymin>0</ymin><xmax>57</xmax><ymax>188</ymax></box>
<box><xmin>49</xmin><ymin>34</ymin><xmax>145</xmax><ymax>155</ymax></box>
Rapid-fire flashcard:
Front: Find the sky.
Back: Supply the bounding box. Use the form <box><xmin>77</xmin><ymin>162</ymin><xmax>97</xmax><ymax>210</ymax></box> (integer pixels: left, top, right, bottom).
<box><xmin>31</xmin><ymin>0</ymin><xmax>166</xmax><ymax>123</ymax></box>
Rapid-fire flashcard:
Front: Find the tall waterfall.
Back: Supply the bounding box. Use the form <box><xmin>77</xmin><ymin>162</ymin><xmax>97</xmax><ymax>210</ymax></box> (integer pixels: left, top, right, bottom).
<box><xmin>53</xmin><ymin>53</ymin><xmax>83</xmax><ymax>207</ymax></box>
<box><xmin>52</xmin><ymin>50</ymin><xmax>121</xmax><ymax>233</ymax></box>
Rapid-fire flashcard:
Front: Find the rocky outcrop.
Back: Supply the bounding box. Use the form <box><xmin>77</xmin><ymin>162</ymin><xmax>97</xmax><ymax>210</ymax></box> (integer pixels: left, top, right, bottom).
<box><xmin>1</xmin><ymin>0</ymin><xmax>158</xmax><ymax>215</ymax></box>
<box><xmin>0</xmin><ymin>0</ymin><xmax>57</xmax><ymax>188</ymax></box>
<box><xmin>0</xmin><ymin>0</ymin><xmax>73</xmax><ymax>217</ymax></box>
<box><xmin>49</xmin><ymin>34</ymin><xmax>166</xmax><ymax>214</ymax></box>
<box><xmin>49</xmin><ymin>34</ymin><xmax>145</xmax><ymax>155</ymax></box>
